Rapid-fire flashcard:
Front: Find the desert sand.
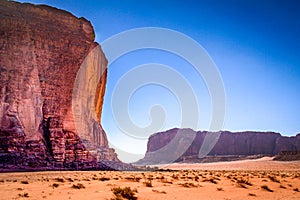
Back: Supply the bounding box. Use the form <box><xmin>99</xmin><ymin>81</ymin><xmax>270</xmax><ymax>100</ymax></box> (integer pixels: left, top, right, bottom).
<box><xmin>158</xmin><ymin>157</ymin><xmax>300</xmax><ymax>171</ymax></box>
<box><xmin>0</xmin><ymin>157</ymin><xmax>300</xmax><ymax>200</ymax></box>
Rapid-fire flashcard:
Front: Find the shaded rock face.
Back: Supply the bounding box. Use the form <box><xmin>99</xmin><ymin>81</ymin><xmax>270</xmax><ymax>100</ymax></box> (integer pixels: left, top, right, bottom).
<box><xmin>136</xmin><ymin>128</ymin><xmax>300</xmax><ymax>165</ymax></box>
<box><xmin>0</xmin><ymin>1</ymin><xmax>119</xmax><ymax>170</ymax></box>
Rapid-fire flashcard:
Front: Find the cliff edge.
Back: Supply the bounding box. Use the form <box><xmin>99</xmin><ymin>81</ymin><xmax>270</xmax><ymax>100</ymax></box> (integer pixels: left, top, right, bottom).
<box><xmin>0</xmin><ymin>0</ymin><xmax>127</xmax><ymax>170</ymax></box>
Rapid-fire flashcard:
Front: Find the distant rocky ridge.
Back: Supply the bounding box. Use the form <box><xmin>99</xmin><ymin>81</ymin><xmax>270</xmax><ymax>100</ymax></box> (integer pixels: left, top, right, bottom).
<box><xmin>0</xmin><ymin>1</ymin><xmax>133</xmax><ymax>171</ymax></box>
<box><xmin>135</xmin><ymin>128</ymin><xmax>300</xmax><ymax>165</ymax></box>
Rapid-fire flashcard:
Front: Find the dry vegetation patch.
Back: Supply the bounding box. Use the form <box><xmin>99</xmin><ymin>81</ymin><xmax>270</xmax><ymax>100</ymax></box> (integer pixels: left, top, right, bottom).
<box><xmin>111</xmin><ymin>187</ymin><xmax>138</xmax><ymax>200</ymax></box>
<box><xmin>179</xmin><ymin>182</ymin><xmax>198</xmax><ymax>188</ymax></box>
<box><xmin>20</xmin><ymin>180</ymin><xmax>29</xmax><ymax>184</ymax></box>
<box><xmin>261</xmin><ymin>185</ymin><xmax>273</xmax><ymax>192</ymax></box>
<box><xmin>1</xmin><ymin>168</ymin><xmax>300</xmax><ymax>200</ymax></box>
<box><xmin>72</xmin><ymin>183</ymin><xmax>85</xmax><ymax>189</ymax></box>
<box><xmin>143</xmin><ymin>180</ymin><xmax>153</xmax><ymax>187</ymax></box>
<box><xmin>152</xmin><ymin>189</ymin><xmax>166</xmax><ymax>194</ymax></box>
<box><xmin>18</xmin><ymin>192</ymin><xmax>29</xmax><ymax>198</ymax></box>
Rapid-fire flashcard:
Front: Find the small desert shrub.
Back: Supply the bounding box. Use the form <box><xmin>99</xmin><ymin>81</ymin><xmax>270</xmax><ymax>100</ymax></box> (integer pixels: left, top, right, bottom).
<box><xmin>294</xmin><ymin>188</ymin><xmax>299</xmax><ymax>192</ymax></box>
<box><xmin>18</xmin><ymin>193</ymin><xmax>29</xmax><ymax>198</ymax></box>
<box><xmin>67</xmin><ymin>178</ymin><xmax>74</xmax><ymax>182</ymax></box>
<box><xmin>203</xmin><ymin>178</ymin><xmax>218</xmax><ymax>184</ymax></box>
<box><xmin>125</xmin><ymin>176</ymin><xmax>142</xmax><ymax>182</ymax></box>
<box><xmin>268</xmin><ymin>175</ymin><xmax>280</xmax><ymax>183</ymax></box>
<box><xmin>55</xmin><ymin>178</ymin><xmax>65</xmax><ymax>183</ymax></box>
<box><xmin>210</xmin><ymin>178</ymin><xmax>218</xmax><ymax>184</ymax></box>
<box><xmin>179</xmin><ymin>182</ymin><xmax>197</xmax><ymax>188</ymax></box>
<box><xmin>161</xmin><ymin>179</ymin><xmax>173</xmax><ymax>184</ymax></box>
<box><xmin>134</xmin><ymin>177</ymin><xmax>142</xmax><ymax>182</ymax></box>
<box><xmin>279</xmin><ymin>185</ymin><xmax>286</xmax><ymax>189</ymax></box>
<box><xmin>21</xmin><ymin>181</ymin><xmax>29</xmax><ymax>184</ymax></box>
<box><xmin>143</xmin><ymin>180</ymin><xmax>152</xmax><ymax>187</ymax></box>
<box><xmin>237</xmin><ymin>183</ymin><xmax>247</xmax><ymax>189</ymax></box>
<box><xmin>248</xmin><ymin>193</ymin><xmax>256</xmax><ymax>196</ymax></box>
<box><xmin>152</xmin><ymin>189</ymin><xmax>166</xmax><ymax>194</ymax></box>
<box><xmin>217</xmin><ymin>187</ymin><xmax>223</xmax><ymax>191</ymax></box>
<box><xmin>52</xmin><ymin>183</ymin><xmax>59</xmax><ymax>188</ymax></box>
<box><xmin>161</xmin><ymin>190</ymin><xmax>167</xmax><ymax>194</ymax></box>
<box><xmin>261</xmin><ymin>185</ymin><xmax>273</xmax><ymax>192</ymax></box>
<box><xmin>293</xmin><ymin>174</ymin><xmax>300</xmax><ymax>179</ymax></box>
<box><xmin>72</xmin><ymin>183</ymin><xmax>85</xmax><ymax>189</ymax></box>
<box><xmin>171</xmin><ymin>174</ymin><xmax>179</xmax><ymax>180</ymax></box>
<box><xmin>111</xmin><ymin>187</ymin><xmax>138</xmax><ymax>200</ymax></box>
<box><xmin>125</xmin><ymin>176</ymin><xmax>137</xmax><ymax>181</ymax></box>
<box><xmin>237</xmin><ymin>178</ymin><xmax>252</xmax><ymax>186</ymax></box>
<box><xmin>99</xmin><ymin>177</ymin><xmax>110</xmax><ymax>181</ymax></box>
<box><xmin>281</xmin><ymin>174</ymin><xmax>287</xmax><ymax>178</ymax></box>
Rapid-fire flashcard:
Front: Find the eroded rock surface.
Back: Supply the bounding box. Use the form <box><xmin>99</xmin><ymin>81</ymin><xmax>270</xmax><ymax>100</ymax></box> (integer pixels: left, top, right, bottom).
<box><xmin>136</xmin><ymin>128</ymin><xmax>300</xmax><ymax>165</ymax></box>
<box><xmin>0</xmin><ymin>1</ymin><xmax>124</xmax><ymax>170</ymax></box>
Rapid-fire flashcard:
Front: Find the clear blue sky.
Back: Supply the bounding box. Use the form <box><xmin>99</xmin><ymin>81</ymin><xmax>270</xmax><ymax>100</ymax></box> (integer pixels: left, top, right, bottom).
<box><xmin>18</xmin><ymin>0</ymin><xmax>300</xmax><ymax>162</ymax></box>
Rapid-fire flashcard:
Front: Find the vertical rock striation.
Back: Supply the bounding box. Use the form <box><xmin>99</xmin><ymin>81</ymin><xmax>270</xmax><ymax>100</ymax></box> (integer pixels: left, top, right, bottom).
<box><xmin>0</xmin><ymin>1</ymin><xmax>120</xmax><ymax>170</ymax></box>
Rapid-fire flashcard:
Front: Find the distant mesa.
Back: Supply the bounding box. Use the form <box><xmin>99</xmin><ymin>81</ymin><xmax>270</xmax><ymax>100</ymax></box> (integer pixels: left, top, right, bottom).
<box><xmin>135</xmin><ymin>128</ymin><xmax>300</xmax><ymax>165</ymax></box>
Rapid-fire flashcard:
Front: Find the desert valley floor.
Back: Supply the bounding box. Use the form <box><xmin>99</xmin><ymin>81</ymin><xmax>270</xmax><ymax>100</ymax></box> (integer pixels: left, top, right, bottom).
<box><xmin>0</xmin><ymin>157</ymin><xmax>300</xmax><ymax>200</ymax></box>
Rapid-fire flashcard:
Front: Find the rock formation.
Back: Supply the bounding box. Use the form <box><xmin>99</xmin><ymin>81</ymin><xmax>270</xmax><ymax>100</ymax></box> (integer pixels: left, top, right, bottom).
<box><xmin>273</xmin><ymin>150</ymin><xmax>300</xmax><ymax>161</ymax></box>
<box><xmin>136</xmin><ymin>128</ymin><xmax>300</xmax><ymax>165</ymax></box>
<box><xmin>0</xmin><ymin>1</ymin><xmax>126</xmax><ymax>170</ymax></box>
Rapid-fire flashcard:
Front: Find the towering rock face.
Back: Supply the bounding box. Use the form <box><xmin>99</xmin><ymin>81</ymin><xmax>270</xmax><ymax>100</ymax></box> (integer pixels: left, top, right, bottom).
<box><xmin>136</xmin><ymin>128</ymin><xmax>300</xmax><ymax>165</ymax></box>
<box><xmin>0</xmin><ymin>1</ymin><xmax>118</xmax><ymax>170</ymax></box>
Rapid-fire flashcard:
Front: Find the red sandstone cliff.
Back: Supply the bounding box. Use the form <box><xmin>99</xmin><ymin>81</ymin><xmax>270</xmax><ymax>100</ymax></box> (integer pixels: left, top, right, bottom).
<box><xmin>135</xmin><ymin>128</ymin><xmax>300</xmax><ymax>165</ymax></box>
<box><xmin>0</xmin><ymin>1</ymin><xmax>124</xmax><ymax>170</ymax></box>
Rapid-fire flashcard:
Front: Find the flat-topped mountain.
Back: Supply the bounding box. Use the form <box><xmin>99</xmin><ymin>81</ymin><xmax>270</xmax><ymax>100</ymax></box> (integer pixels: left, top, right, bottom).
<box><xmin>135</xmin><ymin>128</ymin><xmax>300</xmax><ymax>165</ymax></box>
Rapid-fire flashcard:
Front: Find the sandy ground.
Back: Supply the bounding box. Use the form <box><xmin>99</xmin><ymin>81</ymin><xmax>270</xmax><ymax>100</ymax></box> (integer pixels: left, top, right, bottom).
<box><xmin>158</xmin><ymin>157</ymin><xmax>300</xmax><ymax>171</ymax></box>
<box><xmin>0</xmin><ymin>158</ymin><xmax>300</xmax><ymax>200</ymax></box>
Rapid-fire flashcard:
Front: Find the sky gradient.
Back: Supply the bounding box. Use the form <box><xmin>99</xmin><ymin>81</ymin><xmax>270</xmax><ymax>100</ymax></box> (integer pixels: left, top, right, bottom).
<box><xmin>18</xmin><ymin>0</ymin><xmax>300</xmax><ymax>162</ymax></box>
